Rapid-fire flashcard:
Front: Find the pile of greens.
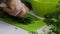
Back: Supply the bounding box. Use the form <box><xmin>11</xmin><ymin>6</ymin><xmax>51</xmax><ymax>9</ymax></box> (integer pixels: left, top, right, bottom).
<box><xmin>44</xmin><ymin>11</ymin><xmax>60</xmax><ymax>34</ymax></box>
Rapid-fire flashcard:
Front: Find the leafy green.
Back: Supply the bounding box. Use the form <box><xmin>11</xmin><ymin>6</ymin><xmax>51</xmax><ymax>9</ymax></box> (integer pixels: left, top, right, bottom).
<box><xmin>44</xmin><ymin>11</ymin><xmax>60</xmax><ymax>34</ymax></box>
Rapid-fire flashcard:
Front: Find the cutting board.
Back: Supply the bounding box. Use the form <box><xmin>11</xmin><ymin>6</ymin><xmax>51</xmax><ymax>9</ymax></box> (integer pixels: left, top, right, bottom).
<box><xmin>0</xmin><ymin>11</ymin><xmax>46</xmax><ymax>32</ymax></box>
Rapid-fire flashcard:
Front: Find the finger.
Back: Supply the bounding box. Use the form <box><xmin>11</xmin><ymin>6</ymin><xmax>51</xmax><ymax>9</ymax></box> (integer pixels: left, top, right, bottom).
<box><xmin>17</xmin><ymin>11</ymin><xmax>24</xmax><ymax>17</ymax></box>
<box><xmin>22</xmin><ymin>4</ymin><xmax>30</xmax><ymax>13</ymax></box>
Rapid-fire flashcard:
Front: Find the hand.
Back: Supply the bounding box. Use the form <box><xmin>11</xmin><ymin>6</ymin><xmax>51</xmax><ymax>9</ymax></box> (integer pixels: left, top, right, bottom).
<box><xmin>16</xmin><ymin>3</ymin><xmax>30</xmax><ymax>17</ymax></box>
<box><xmin>2</xmin><ymin>0</ymin><xmax>30</xmax><ymax>17</ymax></box>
